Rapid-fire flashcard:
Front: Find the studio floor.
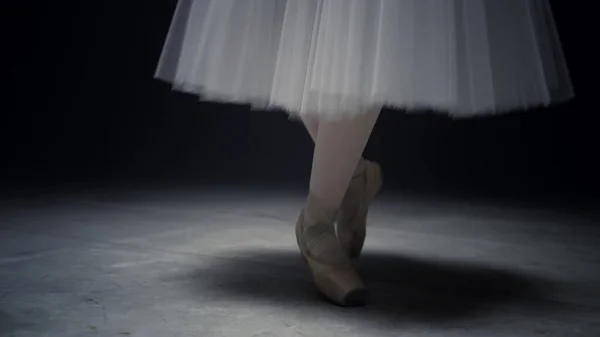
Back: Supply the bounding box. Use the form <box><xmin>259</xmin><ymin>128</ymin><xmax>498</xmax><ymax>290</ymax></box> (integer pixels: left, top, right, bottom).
<box><xmin>1</xmin><ymin>186</ymin><xmax>599</xmax><ymax>336</ymax></box>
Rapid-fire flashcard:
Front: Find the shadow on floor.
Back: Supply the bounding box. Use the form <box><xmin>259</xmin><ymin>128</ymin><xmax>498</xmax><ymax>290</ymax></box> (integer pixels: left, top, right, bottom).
<box><xmin>186</xmin><ymin>250</ymin><xmax>567</xmax><ymax>324</ymax></box>
<box><xmin>0</xmin><ymin>310</ymin><xmax>23</xmax><ymax>335</ymax></box>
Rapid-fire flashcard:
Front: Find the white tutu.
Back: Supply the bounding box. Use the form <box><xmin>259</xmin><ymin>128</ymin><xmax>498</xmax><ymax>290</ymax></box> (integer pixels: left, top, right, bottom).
<box><xmin>155</xmin><ymin>0</ymin><xmax>574</xmax><ymax>119</ymax></box>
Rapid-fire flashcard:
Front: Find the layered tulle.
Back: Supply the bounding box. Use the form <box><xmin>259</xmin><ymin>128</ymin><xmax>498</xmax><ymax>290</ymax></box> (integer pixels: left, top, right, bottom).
<box><xmin>155</xmin><ymin>0</ymin><xmax>574</xmax><ymax>119</ymax></box>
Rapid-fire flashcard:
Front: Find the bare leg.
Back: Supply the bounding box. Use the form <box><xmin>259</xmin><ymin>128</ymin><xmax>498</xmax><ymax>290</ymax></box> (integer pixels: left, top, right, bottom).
<box><xmin>309</xmin><ymin>107</ymin><xmax>380</xmax><ymax>210</ymax></box>
<box><xmin>300</xmin><ymin>115</ymin><xmax>319</xmax><ymax>142</ymax></box>
<box><xmin>302</xmin><ymin>112</ymin><xmax>381</xmax><ymax>259</ymax></box>
<box><xmin>301</xmin><ymin>115</ymin><xmax>367</xmax><ymax>174</ymax></box>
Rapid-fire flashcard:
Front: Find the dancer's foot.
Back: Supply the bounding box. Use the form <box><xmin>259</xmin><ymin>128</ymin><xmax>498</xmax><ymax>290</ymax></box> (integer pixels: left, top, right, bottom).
<box><xmin>295</xmin><ymin>194</ymin><xmax>367</xmax><ymax>306</ymax></box>
<box><xmin>337</xmin><ymin>159</ymin><xmax>383</xmax><ymax>258</ymax></box>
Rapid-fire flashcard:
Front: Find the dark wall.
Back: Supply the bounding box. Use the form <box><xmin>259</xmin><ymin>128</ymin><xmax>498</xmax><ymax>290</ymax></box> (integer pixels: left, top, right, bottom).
<box><xmin>3</xmin><ymin>1</ymin><xmax>596</xmax><ymax>201</ymax></box>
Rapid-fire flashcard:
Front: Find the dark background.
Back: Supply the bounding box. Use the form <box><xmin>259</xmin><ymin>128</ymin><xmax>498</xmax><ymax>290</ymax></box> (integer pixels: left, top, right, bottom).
<box><xmin>2</xmin><ymin>1</ymin><xmax>596</xmax><ymax>204</ymax></box>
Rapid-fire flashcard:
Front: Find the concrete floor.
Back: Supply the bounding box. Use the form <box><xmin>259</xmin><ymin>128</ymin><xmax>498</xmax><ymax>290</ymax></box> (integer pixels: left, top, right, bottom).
<box><xmin>1</xmin><ymin>187</ymin><xmax>599</xmax><ymax>336</ymax></box>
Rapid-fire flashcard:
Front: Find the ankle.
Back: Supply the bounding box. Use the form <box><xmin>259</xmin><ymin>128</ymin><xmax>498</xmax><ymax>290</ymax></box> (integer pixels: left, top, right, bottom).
<box><xmin>352</xmin><ymin>158</ymin><xmax>368</xmax><ymax>178</ymax></box>
<box><xmin>304</xmin><ymin>193</ymin><xmax>338</xmax><ymax>226</ymax></box>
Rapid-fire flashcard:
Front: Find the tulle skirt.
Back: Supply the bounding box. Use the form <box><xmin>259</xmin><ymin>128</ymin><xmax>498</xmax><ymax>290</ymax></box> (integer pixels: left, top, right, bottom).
<box><xmin>154</xmin><ymin>0</ymin><xmax>574</xmax><ymax>119</ymax></box>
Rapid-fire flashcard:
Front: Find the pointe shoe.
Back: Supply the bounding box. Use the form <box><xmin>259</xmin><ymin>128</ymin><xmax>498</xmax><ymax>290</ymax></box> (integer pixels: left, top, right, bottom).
<box><xmin>337</xmin><ymin>160</ymin><xmax>383</xmax><ymax>258</ymax></box>
<box><xmin>295</xmin><ymin>195</ymin><xmax>367</xmax><ymax>306</ymax></box>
